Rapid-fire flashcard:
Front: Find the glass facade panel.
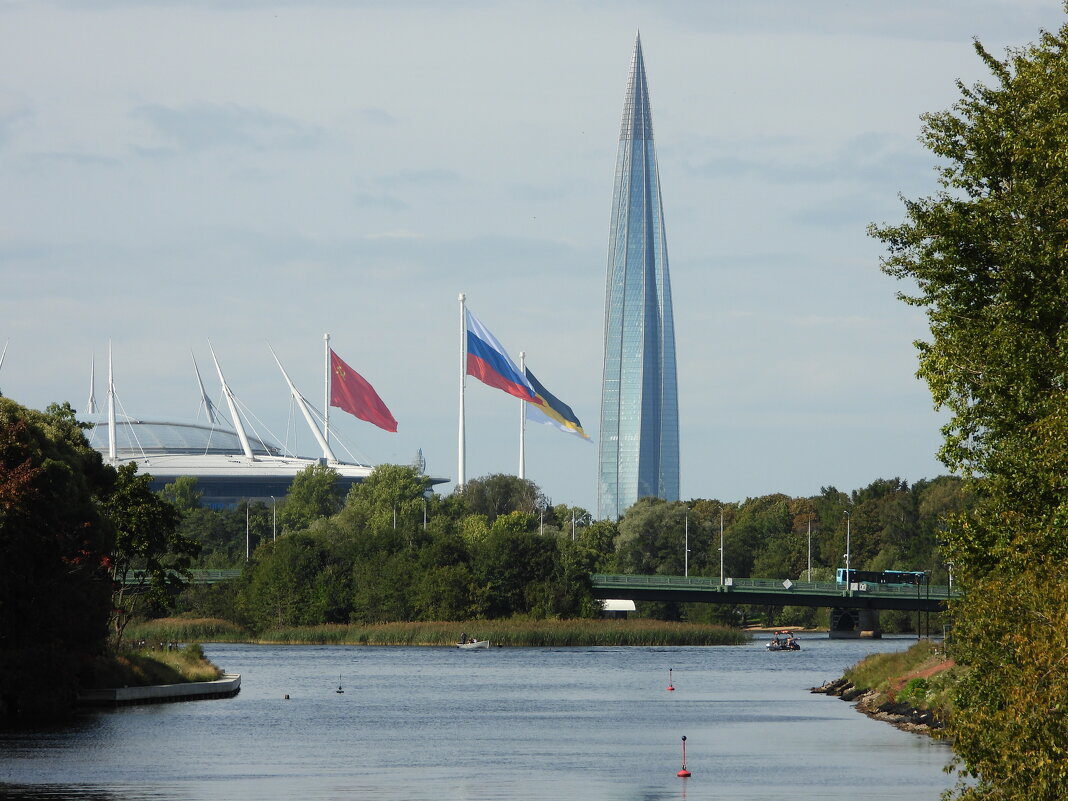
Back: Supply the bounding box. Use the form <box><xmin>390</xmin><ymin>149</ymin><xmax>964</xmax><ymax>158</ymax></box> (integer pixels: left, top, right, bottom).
<box><xmin>598</xmin><ymin>35</ymin><xmax>680</xmax><ymax>520</ymax></box>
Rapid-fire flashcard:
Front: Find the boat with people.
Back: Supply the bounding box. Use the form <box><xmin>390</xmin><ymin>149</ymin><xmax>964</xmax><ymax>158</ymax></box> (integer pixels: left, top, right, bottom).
<box><xmin>765</xmin><ymin>630</ymin><xmax>801</xmax><ymax>651</ymax></box>
<box><xmin>456</xmin><ymin>639</ymin><xmax>490</xmax><ymax>650</ymax></box>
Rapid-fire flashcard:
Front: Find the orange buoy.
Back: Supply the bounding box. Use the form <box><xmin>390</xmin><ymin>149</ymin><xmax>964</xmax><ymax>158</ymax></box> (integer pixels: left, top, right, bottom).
<box><xmin>667</xmin><ymin>668</ymin><xmax>675</xmax><ymax>691</ymax></box>
<box><xmin>677</xmin><ymin>735</ymin><xmax>691</xmax><ymax>778</ymax></box>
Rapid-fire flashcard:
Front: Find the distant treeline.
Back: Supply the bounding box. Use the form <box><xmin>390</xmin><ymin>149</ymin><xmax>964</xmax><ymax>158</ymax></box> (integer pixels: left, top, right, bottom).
<box><xmin>167</xmin><ymin>466</ymin><xmax>968</xmax><ymax>633</ymax></box>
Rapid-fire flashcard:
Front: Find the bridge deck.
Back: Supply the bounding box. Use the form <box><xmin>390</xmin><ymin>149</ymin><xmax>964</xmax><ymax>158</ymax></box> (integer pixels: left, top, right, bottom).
<box><xmin>123</xmin><ymin>569</ymin><xmax>243</xmax><ymax>585</ymax></box>
<box><xmin>591</xmin><ymin>574</ymin><xmax>957</xmax><ymax>612</ymax></box>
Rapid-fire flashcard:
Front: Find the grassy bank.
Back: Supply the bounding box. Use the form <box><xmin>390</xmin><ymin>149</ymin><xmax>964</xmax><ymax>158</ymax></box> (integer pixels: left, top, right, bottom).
<box><xmin>127</xmin><ymin>617</ymin><xmax>748</xmax><ymax>647</ymax></box>
<box><xmin>842</xmin><ymin>639</ymin><xmax>959</xmax><ymax>724</ymax></box>
<box><xmin>82</xmin><ymin>643</ymin><xmax>223</xmax><ymax>690</ymax></box>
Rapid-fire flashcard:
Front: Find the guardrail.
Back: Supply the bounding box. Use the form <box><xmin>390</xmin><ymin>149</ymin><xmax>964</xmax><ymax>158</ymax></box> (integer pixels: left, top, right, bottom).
<box><xmin>591</xmin><ymin>573</ymin><xmax>958</xmax><ymax>600</ymax></box>
<box><xmin>122</xmin><ymin>569</ymin><xmax>243</xmax><ymax>585</ymax></box>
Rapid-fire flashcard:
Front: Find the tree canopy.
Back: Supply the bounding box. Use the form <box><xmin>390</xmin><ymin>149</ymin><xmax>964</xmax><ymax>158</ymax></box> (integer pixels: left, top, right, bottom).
<box><xmin>0</xmin><ymin>399</ymin><xmax>113</xmax><ymax>721</ymax></box>
<box><xmin>871</xmin><ymin>21</ymin><xmax>1068</xmax><ymax>800</ymax></box>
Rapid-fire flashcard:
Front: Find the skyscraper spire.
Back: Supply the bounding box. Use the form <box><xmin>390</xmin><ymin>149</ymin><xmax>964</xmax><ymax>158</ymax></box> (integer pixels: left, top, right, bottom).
<box><xmin>598</xmin><ymin>34</ymin><xmax>680</xmax><ymax>520</ymax></box>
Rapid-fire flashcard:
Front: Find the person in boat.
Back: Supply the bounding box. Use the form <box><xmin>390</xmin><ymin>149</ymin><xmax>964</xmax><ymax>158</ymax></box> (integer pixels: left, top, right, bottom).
<box><xmin>460</xmin><ymin>632</ymin><xmax>467</xmax><ymax>644</ymax></box>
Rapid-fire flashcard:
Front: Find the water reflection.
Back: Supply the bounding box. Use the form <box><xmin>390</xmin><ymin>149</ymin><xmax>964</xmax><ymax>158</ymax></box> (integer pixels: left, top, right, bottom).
<box><xmin>0</xmin><ymin>640</ymin><xmax>953</xmax><ymax>801</ymax></box>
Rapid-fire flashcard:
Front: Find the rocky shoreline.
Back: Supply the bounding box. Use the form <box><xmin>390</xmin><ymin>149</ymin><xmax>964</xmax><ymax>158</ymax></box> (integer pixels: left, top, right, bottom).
<box><xmin>811</xmin><ymin>677</ymin><xmax>944</xmax><ymax>735</ymax></box>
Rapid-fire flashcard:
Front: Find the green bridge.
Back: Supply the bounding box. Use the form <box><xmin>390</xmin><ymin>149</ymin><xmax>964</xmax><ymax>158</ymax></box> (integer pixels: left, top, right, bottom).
<box><xmin>148</xmin><ymin>570</ymin><xmax>957</xmax><ymax>614</ymax></box>
<box><xmin>137</xmin><ymin>570</ymin><xmax>955</xmax><ymax>636</ymax></box>
<box><xmin>124</xmin><ymin>569</ymin><xmax>243</xmax><ymax>585</ymax></box>
<box><xmin>591</xmin><ymin>573</ymin><xmax>957</xmax><ymax>614</ymax></box>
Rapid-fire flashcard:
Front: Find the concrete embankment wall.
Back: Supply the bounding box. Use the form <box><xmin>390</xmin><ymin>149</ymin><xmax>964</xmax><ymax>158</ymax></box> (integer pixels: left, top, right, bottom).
<box><xmin>77</xmin><ymin>673</ymin><xmax>240</xmax><ymax>707</ymax></box>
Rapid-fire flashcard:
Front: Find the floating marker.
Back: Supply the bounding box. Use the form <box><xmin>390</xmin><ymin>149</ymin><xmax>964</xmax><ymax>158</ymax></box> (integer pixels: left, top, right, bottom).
<box><xmin>336</xmin><ymin>674</ymin><xmax>344</xmax><ymax>694</ymax></box>
<box><xmin>677</xmin><ymin>735</ymin><xmax>691</xmax><ymax>778</ymax></box>
<box><xmin>667</xmin><ymin>668</ymin><xmax>675</xmax><ymax>691</ymax></box>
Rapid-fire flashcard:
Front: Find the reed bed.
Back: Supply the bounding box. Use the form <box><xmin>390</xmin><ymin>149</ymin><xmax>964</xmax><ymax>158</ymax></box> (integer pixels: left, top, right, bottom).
<box><xmin>258</xmin><ymin>619</ymin><xmax>749</xmax><ymax>647</ymax></box>
<box><xmin>124</xmin><ymin>617</ymin><xmax>249</xmax><ymax>644</ymax></box>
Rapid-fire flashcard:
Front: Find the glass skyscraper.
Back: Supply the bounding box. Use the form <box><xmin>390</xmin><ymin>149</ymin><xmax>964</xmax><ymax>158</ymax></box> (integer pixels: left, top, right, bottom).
<box><xmin>598</xmin><ymin>33</ymin><xmax>680</xmax><ymax>520</ymax></box>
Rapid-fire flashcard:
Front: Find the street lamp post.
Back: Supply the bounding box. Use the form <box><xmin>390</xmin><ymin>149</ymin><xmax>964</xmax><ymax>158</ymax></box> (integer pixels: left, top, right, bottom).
<box><xmin>271</xmin><ymin>496</ymin><xmax>277</xmax><ymax>542</ymax></box>
<box><xmin>807</xmin><ymin>520</ymin><xmax>812</xmax><ymax>582</ymax></box>
<box><xmin>684</xmin><ymin>514</ymin><xmax>690</xmax><ymax>577</ymax></box>
<box><xmin>947</xmin><ymin>561</ymin><xmax>954</xmax><ymax>593</ymax></box>
<box><xmin>719</xmin><ymin>511</ymin><xmax>724</xmax><ymax>586</ymax></box>
<box><xmin>843</xmin><ymin>510</ymin><xmax>851</xmax><ymax>584</ymax></box>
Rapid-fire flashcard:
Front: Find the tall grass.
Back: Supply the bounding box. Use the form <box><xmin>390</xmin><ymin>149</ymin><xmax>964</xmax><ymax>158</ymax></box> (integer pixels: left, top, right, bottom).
<box><xmin>124</xmin><ymin>617</ymin><xmax>248</xmax><ymax>644</ymax></box>
<box><xmin>125</xmin><ymin>616</ymin><xmax>748</xmax><ymax>647</ymax></box>
<box><xmin>259</xmin><ymin>619</ymin><xmax>749</xmax><ymax>647</ymax></box>
<box><xmin>85</xmin><ymin>643</ymin><xmax>222</xmax><ymax>689</ymax></box>
<box><xmin>843</xmin><ymin>639</ymin><xmax>940</xmax><ymax>692</ymax></box>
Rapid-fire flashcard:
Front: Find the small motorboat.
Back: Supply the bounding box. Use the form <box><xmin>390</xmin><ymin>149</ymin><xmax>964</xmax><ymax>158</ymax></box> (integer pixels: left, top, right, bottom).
<box><xmin>456</xmin><ymin>638</ymin><xmax>490</xmax><ymax>650</ymax></box>
<box><xmin>765</xmin><ymin>631</ymin><xmax>801</xmax><ymax>651</ymax></box>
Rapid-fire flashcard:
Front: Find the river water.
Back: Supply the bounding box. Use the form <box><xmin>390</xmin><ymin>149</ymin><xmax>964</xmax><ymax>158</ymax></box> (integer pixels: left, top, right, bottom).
<box><xmin>0</xmin><ymin>637</ymin><xmax>956</xmax><ymax>801</ymax></box>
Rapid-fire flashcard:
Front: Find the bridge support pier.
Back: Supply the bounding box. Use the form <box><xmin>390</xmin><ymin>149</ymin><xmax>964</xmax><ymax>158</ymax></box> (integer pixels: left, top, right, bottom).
<box><xmin>829</xmin><ymin>607</ymin><xmax>881</xmax><ymax>639</ymax></box>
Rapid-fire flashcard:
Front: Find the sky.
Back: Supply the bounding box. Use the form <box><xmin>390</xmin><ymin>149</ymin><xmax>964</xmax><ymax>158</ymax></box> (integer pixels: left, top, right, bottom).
<box><xmin>2</xmin><ymin>0</ymin><xmax>1065</xmax><ymax>514</ymax></box>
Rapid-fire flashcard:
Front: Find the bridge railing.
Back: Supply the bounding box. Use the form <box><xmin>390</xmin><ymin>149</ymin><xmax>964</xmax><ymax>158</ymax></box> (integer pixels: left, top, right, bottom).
<box><xmin>591</xmin><ymin>573</ymin><xmax>957</xmax><ymax>599</ymax></box>
<box><xmin>122</xmin><ymin>568</ymin><xmax>243</xmax><ymax>585</ymax></box>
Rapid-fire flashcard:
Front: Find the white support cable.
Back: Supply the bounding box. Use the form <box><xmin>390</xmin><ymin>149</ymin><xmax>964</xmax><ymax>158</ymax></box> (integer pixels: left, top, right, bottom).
<box><xmin>106</xmin><ymin>393</ymin><xmax>151</xmax><ymax>462</ymax></box>
<box><xmin>208</xmin><ymin>342</ymin><xmax>255</xmax><ymax>460</ymax></box>
<box><xmin>268</xmin><ymin>345</ymin><xmax>336</xmax><ymax>463</ymax></box>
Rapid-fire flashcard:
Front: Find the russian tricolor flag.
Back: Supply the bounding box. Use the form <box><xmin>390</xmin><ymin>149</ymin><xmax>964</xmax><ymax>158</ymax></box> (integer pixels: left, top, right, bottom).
<box><xmin>465</xmin><ymin>309</ymin><xmax>540</xmax><ymax>404</ymax></box>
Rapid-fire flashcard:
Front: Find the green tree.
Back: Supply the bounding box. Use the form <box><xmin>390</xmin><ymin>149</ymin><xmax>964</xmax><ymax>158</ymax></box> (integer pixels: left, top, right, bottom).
<box><xmin>342</xmin><ymin>463</ymin><xmax>428</xmax><ymax>535</ymax></box>
<box><xmin>159</xmin><ymin>475</ymin><xmax>202</xmax><ymax>513</ymax></box>
<box><xmin>103</xmin><ymin>462</ymin><xmax>199</xmax><ymax>646</ymax></box>
<box><xmin>871</xmin><ymin>21</ymin><xmax>1068</xmax><ymax>799</ymax></box>
<box><xmin>614</xmin><ymin>498</ymin><xmax>690</xmax><ymax>576</ymax></box>
<box><xmin>458</xmin><ymin>474</ymin><xmax>544</xmax><ymax>523</ymax></box>
<box><xmin>0</xmin><ymin>399</ymin><xmax>113</xmax><ymax>723</ymax></box>
<box><xmin>238</xmin><ymin>533</ymin><xmax>332</xmax><ymax>630</ymax></box>
<box><xmin>280</xmin><ymin>463</ymin><xmax>343</xmax><ymax>532</ymax></box>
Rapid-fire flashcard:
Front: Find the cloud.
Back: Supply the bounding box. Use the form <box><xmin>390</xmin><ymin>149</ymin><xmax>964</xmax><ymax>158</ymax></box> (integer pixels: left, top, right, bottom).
<box><xmin>26</xmin><ymin>151</ymin><xmax>121</xmax><ymax>167</ymax></box>
<box><xmin>0</xmin><ymin>91</ymin><xmax>30</xmax><ymax>147</ymax></box>
<box><xmin>679</xmin><ymin>132</ymin><xmax>930</xmax><ymax>188</ymax></box>
<box><xmin>357</xmin><ymin>107</ymin><xmax>399</xmax><ymax>126</ymax></box>
<box><xmin>364</xmin><ymin>230</ymin><xmax>425</xmax><ymax>240</ymax></box>
<box><xmin>352</xmin><ymin>192</ymin><xmax>409</xmax><ymax>212</ymax></box>
<box><xmin>646</xmin><ymin>0</ymin><xmax>1060</xmax><ymax>43</ymax></box>
<box><xmin>132</xmin><ymin>102</ymin><xmax>324</xmax><ymax>153</ymax></box>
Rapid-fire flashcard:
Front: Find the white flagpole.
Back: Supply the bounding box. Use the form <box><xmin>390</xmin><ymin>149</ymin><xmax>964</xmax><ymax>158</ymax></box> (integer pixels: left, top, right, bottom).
<box><xmin>458</xmin><ymin>293</ymin><xmax>467</xmax><ymax>489</ymax></box>
<box><xmin>324</xmin><ymin>333</ymin><xmax>330</xmax><ymax>448</ymax></box>
<box><xmin>107</xmin><ymin>340</ymin><xmax>116</xmax><ymax>461</ymax></box>
<box><xmin>518</xmin><ymin>351</ymin><xmax>526</xmax><ymax>479</ymax></box>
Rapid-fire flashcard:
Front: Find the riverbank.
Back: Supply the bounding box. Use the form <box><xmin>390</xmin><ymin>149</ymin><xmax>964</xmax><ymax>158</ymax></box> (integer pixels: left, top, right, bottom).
<box><xmin>82</xmin><ymin>642</ymin><xmax>224</xmax><ymax>690</ymax></box>
<box><xmin>77</xmin><ymin>673</ymin><xmax>241</xmax><ymax>707</ymax></box>
<box><xmin>125</xmin><ymin>616</ymin><xmax>750</xmax><ymax>647</ymax></box>
<box><xmin>811</xmin><ymin>639</ymin><xmax>957</xmax><ymax>736</ymax></box>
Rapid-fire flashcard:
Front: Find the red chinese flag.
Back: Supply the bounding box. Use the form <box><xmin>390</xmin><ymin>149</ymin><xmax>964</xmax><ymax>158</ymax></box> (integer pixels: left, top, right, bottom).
<box><xmin>329</xmin><ymin>349</ymin><xmax>398</xmax><ymax>433</ymax></box>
